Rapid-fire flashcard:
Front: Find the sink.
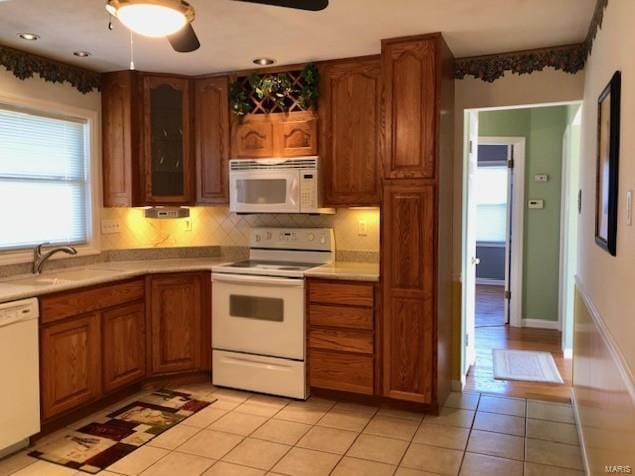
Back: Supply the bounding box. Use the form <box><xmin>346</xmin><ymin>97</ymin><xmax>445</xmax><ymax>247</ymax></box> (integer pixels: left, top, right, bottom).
<box><xmin>9</xmin><ymin>268</ymin><xmax>124</xmax><ymax>287</ymax></box>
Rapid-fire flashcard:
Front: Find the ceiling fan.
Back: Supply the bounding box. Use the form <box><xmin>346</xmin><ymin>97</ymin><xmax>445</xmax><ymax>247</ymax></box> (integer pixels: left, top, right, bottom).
<box><xmin>105</xmin><ymin>0</ymin><xmax>329</xmax><ymax>53</ymax></box>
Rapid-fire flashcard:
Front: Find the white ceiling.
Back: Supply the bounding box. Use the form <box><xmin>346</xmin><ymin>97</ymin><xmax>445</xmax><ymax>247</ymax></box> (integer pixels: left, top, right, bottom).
<box><xmin>0</xmin><ymin>0</ymin><xmax>596</xmax><ymax>75</ymax></box>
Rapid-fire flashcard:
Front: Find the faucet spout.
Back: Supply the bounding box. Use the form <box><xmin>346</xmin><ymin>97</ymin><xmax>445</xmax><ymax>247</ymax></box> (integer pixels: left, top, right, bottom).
<box><xmin>32</xmin><ymin>243</ymin><xmax>78</xmax><ymax>274</ymax></box>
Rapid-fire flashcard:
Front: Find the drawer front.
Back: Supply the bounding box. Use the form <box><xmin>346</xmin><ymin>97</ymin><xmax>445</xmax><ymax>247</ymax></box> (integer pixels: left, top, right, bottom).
<box><xmin>41</xmin><ymin>279</ymin><xmax>145</xmax><ymax>324</ymax></box>
<box><xmin>309</xmin><ymin>328</ymin><xmax>373</xmax><ymax>354</ymax></box>
<box><xmin>308</xmin><ymin>281</ymin><xmax>374</xmax><ymax>307</ymax></box>
<box><xmin>309</xmin><ymin>349</ymin><xmax>373</xmax><ymax>395</ymax></box>
<box><xmin>309</xmin><ymin>304</ymin><xmax>373</xmax><ymax>330</ymax></box>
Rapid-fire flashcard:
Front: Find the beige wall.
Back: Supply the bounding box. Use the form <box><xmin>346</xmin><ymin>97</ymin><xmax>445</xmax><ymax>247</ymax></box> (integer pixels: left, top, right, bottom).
<box><xmin>573</xmin><ymin>0</ymin><xmax>635</xmax><ymax>471</ymax></box>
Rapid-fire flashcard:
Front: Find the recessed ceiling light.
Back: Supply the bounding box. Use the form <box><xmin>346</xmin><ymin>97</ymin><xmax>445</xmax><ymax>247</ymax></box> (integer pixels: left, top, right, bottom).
<box><xmin>18</xmin><ymin>33</ymin><xmax>39</xmax><ymax>41</ymax></box>
<box><xmin>73</xmin><ymin>51</ymin><xmax>91</xmax><ymax>58</ymax></box>
<box><xmin>253</xmin><ymin>57</ymin><xmax>275</xmax><ymax>66</ymax></box>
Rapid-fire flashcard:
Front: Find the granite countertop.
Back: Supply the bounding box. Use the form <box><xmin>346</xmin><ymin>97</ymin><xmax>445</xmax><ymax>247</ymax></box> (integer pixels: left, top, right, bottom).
<box><xmin>304</xmin><ymin>261</ymin><xmax>380</xmax><ymax>282</ymax></box>
<box><xmin>0</xmin><ymin>258</ymin><xmax>380</xmax><ymax>303</ymax></box>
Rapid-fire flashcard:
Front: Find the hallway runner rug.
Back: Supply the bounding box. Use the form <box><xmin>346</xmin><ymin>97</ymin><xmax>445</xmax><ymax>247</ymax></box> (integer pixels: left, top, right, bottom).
<box><xmin>28</xmin><ymin>388</ymin><xmax>216</xmax><ymax>474</ymax></box>
<box><xmin>492</xmin><ymin>349</ymin><xmax>564</xmax><ymax>384</ymax></box>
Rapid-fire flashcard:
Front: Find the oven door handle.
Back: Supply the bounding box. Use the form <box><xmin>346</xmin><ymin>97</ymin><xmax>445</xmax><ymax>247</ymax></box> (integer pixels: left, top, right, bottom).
<box><xmin>212</xmin><ymin>273</ymin><xmax>305</xmax><ymax>288</ymax></box>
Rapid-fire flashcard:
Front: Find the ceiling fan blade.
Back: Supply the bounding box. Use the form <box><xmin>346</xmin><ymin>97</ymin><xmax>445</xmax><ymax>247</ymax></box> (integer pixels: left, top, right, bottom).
<box><xmin>167</xmin><ymin>23</ymin><xmax>201</xmax><ymax>53</ymax></box>
<box><xmin>232</xmin><ymin>0</ymin><xmax>328</xmax><ymax>11</ymax></box>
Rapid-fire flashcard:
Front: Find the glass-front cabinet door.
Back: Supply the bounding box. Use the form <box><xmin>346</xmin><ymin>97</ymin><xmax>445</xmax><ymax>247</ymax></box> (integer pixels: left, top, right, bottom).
<box><xmin>143</xmin><ymin>76</ymin><xmax>193</xmax><ymax>204</ymax></box>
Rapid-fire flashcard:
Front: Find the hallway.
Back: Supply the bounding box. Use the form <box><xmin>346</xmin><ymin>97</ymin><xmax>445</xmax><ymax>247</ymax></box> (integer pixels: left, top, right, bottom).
<box><xmin>467</xmin><ymin>286</ymin><xmax>572</xmax><ymax>402</ymax></box>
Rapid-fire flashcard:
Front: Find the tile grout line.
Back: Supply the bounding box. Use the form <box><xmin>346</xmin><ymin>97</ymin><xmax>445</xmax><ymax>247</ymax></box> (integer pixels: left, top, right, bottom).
<box><xmin>455</xmin><ymin>392</ymin><xmax>481</xmax><ymax>476</ymax></box>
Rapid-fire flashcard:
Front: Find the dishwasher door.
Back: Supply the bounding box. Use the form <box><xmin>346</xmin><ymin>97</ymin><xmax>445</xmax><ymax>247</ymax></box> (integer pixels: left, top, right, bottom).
<box><xmin>0</xmin><ymin>298</ymin><xmax>40</xmax><ymax>453</ymax></box>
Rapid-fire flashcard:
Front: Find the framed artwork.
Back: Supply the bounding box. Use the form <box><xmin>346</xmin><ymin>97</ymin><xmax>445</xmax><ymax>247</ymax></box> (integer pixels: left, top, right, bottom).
<box><xmin>595</xmin><ymin>71</ymin><xmax>621</xmax><ymax>256</ymax></box>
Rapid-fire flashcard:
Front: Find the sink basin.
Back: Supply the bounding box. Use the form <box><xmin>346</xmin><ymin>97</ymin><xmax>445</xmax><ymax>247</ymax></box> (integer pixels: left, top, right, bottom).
<box><xmin>9</xmin><ymin>268</ymin><xmax>124</xmax><ymax>287</ymax></box>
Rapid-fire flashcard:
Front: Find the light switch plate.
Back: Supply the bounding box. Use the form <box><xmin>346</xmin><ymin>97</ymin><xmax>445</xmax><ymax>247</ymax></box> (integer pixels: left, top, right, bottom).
<box><xmin>184</xmin><ymin>218</ymin><xmax>193</xmax><ymax>231</ymax></box>
<box><xmin>528</xmin><ymin>199</ymin><xmax>544</xmax><ymax>209</ymax></box>
<box><xmin>535</xmin><ymin>174</ymin><xmax>549</xmax><ymax>182</ymax></box>
<box><xmin>101</xmin><ymin>219</ymin><xmax>121</xmax><ymax>234</ymax></box>
<box><xmin>358</xmin><ymin>220</ymin><xmax>368</xmax><ymax>236</ymax></box>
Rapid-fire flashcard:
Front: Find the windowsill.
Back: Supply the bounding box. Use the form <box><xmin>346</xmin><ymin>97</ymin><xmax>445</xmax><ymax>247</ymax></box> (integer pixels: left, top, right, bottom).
<box><xmin>0</xmin><ymin>244</ymin><xmax>101</xmax><ymax>267</ymax></box>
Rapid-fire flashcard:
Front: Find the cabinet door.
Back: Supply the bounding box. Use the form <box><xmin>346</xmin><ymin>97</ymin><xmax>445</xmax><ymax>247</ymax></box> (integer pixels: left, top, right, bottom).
<box><xmin>382</xmin><ymin>38</ymin><xmax>437</xmax><ymax>179</ymax></box>
<box><xmin>275</xmin><ymin>112</ymin><xmax>318</xmax><ymax>157</ymax></box>
<box><xmin>231</xmin><ymin>116</ymin><xmax>274</xmax><ymax>158</ymax></box>
<box><xmin>150</xmin><ymin>274</ymin><xmax>203</xmax><ymax>374</ymax></box>
<box><xmin>320</xmin><ymin>59</ymin><xmax>381</xmax><ymax>206</ymax></box>
<box><xmin>143</xmin><ymin>75</ymin><xmax>194</xmax><ymax>204</ymax></box>
<box><xmin>102</xmin><ymin>71</ymin><xmax>139</xmax><ymax>207</ymax></box>
<box><xmin>195</xmin><ymin>76</ymin><xmax>230</xmax><ymax>204</ymax></box>
<box><xmin>382</xmin><ymin>183</ymin><xmax>436</xmax><ymax>403</ymax></box>
<box><xmin>102</xmin><ymin>302</ymin><xmax>146</xmax><ymax>393</ymax></box>
<box><xmin>41</xmin><ymin>314</ymin><xmax>101</xmax><ymax>420</ymax></box>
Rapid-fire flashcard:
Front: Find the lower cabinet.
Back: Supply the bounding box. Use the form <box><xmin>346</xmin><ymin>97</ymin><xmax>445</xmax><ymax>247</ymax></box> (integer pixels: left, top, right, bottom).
<box><xmin>149</xmin><ymin>273</ymin><xmax>207</xmax><ymax>375</ymax></box>
<box><xmin>41</xmin><ymin>313</ymin><xmax>102</xmax><ymax>420</ymax></box>
<box><xmin>307</xmin><ymin>279</ymin><xmax>377</xmax><ymax>395</ymax></box>
<box><xmin>102</xmin><ymin>302</ymin><xmax>146</xmax><ymax>393</ymax></box>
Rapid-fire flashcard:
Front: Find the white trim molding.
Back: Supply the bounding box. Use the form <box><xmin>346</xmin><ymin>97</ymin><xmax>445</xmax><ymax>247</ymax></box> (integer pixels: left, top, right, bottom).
<box><xmin>521</xmin><ymin>318</ymin><xmax>561</xmax><ymax>330</ymax></box>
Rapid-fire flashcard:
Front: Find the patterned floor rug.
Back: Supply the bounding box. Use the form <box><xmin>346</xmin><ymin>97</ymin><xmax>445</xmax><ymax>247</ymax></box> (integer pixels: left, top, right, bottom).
<box><xmin>29</xmin><ymin>389</ymin><xmax>216</xmax><ymax>474</ymax></box>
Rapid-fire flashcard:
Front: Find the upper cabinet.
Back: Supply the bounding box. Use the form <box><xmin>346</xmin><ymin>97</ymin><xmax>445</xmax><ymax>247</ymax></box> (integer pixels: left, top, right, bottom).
<box><xmin>320</xmin><ymin>58</ymin><xmax>381</xmax><ymax>206</ymax></box>
<box><xmin>142</xmin><ymin>75</ymin><xmax>194</xmax><ymax>204</ymax></box>
<box><xmin>382</xmin><ymin>37</ymin><xmax>438</xmax><ymax>180</ymax></box>
<box><xmin>102</xmin><ymin>72</ymin><xmax>231</xmax><ymax>207</ymax></box>
<box><xmin>194</xmin><ymin>77</ymin><xmax>230</xmax><ymax>204</ymax></box>
<box><xmin>231</xmin><ymin>111</ymin><xmax>318</xmax><ymax>159</ymax></box>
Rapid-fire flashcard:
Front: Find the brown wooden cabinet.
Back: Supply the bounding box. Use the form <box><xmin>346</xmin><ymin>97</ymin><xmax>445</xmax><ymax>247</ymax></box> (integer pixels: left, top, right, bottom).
<box><xmin>382</xmin><ymin>37</ymin><xmax>438</xmax><ymax>180</ymax></box>
<box><xmin>231</xmin><ymin>111</ymin><xmax>317</xmax><ymax>159</ymax></box>
<box><xmin>320</xmin><ymin>58</ymin><xmax>381</xmax><ymax>206</ymax></box>
<box><xmin>380</xmin><ymin>33</ymin><xmax>454</xmax><ymax>408</ymax></box>
<box><xmin>194</xmin><ymin>76</ymin><xmax>230</xmax><ymax>204</ymax></box>
<box><xmin>307</xmin><ymin>279</ymin><xmax>378</xmax><ymax>395</ymax></box>
<box><xmin>149</xmin><ymin>273</ymin><xmax>208</xmax><ymax>375</ymax></box>
<box><xmin>102</xmin><ymin>72</ymin><xmax>201</xmax><ymax>206</ymax></box>
<box><xmin>41</xmin><ymin>313</ymin><xmax>101</xmax><ymax>420</ymax></box>
<box><xmin>102</xmin><ymin>302</ymin><xmax>146</xmax><ymax>393</ymax></box>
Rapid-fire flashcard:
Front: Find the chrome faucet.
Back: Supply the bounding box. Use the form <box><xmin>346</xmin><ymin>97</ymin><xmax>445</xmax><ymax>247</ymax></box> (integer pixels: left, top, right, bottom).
<box><xmin>32</xmin><ymin>243</ymin><xmax>78</xmax><ymax>274</ymax></box>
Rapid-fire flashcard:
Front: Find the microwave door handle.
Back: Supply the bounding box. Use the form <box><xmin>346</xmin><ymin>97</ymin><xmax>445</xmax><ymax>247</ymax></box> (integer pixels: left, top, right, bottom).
<box><xmin>289</xmin><ymin>175</ymin><xmax>299</xmax><ymax>209</ymax></box>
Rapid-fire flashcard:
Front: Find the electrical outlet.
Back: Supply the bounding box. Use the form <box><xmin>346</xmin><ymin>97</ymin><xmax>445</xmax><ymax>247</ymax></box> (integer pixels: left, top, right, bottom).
<box><xmin>184</xmin><ymin>218</ymin><xmax>193</xmax><ymax>232</ymax></box>
<box><xmin>101</xmin><ymin>219</ymin><xmax>121</xmax><ymax>234</ymax></box>
<box><xmin>358</xmin><ymin>220</ymin><xmax>368</xmax><ymax>236</ymax></box>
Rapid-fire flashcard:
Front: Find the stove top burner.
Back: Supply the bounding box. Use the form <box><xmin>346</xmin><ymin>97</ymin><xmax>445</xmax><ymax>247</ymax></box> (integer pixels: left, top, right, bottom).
<box><xmin>225</xmin><ymin>260</ymin><xmax>317</xmax><ymax>272</ymax></box>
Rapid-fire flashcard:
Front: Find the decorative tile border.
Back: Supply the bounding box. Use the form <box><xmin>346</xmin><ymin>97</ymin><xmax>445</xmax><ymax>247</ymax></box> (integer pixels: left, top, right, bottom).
<box><xmin>0</xmin><ymin>44</ymin><xmax>100</xmax><ymax>93</ymax></box>
<box><xmin>455</xmin><ymin>0</ymin><xmax>609</xmax><ymax>82</ymax></box>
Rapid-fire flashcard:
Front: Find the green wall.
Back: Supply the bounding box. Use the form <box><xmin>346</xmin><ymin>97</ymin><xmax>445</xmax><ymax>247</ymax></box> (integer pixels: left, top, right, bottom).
<box><xmin>479</xmin><ymin>105</ymin><xmax>568</xmax><ymax>322</ymax></box>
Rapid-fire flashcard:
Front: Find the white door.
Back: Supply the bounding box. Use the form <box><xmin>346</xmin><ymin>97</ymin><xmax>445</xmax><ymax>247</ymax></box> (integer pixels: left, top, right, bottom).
<box><xmin>464</xmin><ymin>110</ymin><xmax>479</xmax><ymax>371</ymax></box>
<box><xmin>212</xmin><ymin>273</ymin><xmax>305</xmax><ymax>360</ymax></box>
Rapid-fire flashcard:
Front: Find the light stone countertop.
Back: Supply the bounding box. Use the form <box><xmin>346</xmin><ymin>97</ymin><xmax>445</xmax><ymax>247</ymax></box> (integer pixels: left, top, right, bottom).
<box><xmin>0</xmin><ymin>258</ymin><xmax>380</xmax><ymax>303</ymax></box>
<box><xmin>304</xmin><ymin>261</ymin><xmax>380</xmax><ymax>282</ymax></box>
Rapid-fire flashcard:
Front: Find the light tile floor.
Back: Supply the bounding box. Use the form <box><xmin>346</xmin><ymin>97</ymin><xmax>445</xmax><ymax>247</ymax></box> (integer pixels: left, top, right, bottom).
<box><xmin>0</xmin><ymin>385</ymin><xmax>585</xmax><ymax>476</ymax></box>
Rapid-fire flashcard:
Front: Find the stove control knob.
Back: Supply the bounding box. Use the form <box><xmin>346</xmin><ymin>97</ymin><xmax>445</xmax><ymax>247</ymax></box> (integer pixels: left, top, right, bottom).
<box><xmin>307</xmin><ymin>232</ymin><xmax>315</xmax><ymax>241</ymax></box>
<box><xmin>255</xmin><ymin>234</ymin><xmax>261</xmax><ymax>242</ymax></box>
<box><xmin>320</xmin><ymin>235</ymin><xmax>326</xmax><ymax>244</ymax></box>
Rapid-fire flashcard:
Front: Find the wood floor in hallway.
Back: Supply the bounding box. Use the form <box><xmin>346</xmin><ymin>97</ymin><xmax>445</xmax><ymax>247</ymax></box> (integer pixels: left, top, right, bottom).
<box><xmin>467</xmin><ymin>286</ymin><xmax>572</xmax><ymax>402</ymax></box>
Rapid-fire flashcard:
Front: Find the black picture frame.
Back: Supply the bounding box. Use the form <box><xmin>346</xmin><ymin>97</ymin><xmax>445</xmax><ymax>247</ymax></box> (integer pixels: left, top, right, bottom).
<box><xmin>595</xmin><ymin>71</ymin><xmax>621</xmax><ymax>256</ymax></box>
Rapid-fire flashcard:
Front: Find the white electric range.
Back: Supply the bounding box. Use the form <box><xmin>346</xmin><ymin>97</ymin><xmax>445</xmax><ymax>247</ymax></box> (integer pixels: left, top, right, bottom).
<box><xmin>211</xmin><ymin>227</ymin><xmax>334</xmax><ymax>399</ymax></box>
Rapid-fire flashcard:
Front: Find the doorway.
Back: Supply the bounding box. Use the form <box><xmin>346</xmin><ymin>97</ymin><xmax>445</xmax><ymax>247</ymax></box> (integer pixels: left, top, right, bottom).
<box><xmin>461</xmin><ymin>104</ymin><xmax>581</xmax><ymax>400</ymax></box>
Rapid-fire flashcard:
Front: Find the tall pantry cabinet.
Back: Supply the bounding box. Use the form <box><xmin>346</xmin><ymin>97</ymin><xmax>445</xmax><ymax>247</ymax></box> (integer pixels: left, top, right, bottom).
<box><xmin>381</xmin><ymin>34</ymin><xmax>455</xmax><ymax>409</ymax></box>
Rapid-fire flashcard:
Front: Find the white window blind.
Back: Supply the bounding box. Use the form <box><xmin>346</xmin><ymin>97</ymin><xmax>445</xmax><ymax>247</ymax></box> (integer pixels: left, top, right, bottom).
<box><xmin>476</xmin><ymin>166</ymin><xmax>508</xmax><ymax>243</ymax></box>
<box><xmin>0</xmin><ymin>106</ymin><xmax>90</xmax><ymax>251</ymax></box>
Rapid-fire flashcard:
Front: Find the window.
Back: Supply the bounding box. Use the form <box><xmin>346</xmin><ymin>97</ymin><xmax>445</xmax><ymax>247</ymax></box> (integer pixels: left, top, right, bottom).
<box><xmin>476</xmin><ymin>166</ymin><xmax>508</xmax><ymax>242</ymax></box>
<box><xmin>0</xmin><ymin>105</ymin><xmax>91</xmax><ymax>251</ymax></box>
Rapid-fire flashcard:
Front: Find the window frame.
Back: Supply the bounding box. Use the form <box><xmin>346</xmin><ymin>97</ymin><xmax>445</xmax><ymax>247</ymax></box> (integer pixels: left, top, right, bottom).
<box><xmin>0</xmin><ymin>92</ymin><xmax>100</xmax><ymax>265</ymax></box>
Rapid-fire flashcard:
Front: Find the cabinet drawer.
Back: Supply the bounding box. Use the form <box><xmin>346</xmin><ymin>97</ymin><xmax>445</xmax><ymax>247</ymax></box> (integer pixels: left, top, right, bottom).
<box><xmin>309</xmin><ymin>328</ymin><xmax>373</xmax><ymax>354</ymax></box>
<box><xmin>309</xmin><ymin>281</ymin><xmax>374</xmax><ymax>308</ymax></box>
<box><xmin>309</xmin><ymin>304</ymin><xmax>373</xmax><ymax>330</ymax></box>
<box><xmin>309</xmin><ymin>349</ymin><xmax>373</xmax><ymax>395</ymax></box>
<box><xmin>41</xmin><ymin>279</ymin><xmax>145</xmax><ymax>324</ymax></box>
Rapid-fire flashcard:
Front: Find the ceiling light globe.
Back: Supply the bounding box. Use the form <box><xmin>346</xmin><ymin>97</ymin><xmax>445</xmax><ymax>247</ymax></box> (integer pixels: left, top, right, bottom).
<box><xmin>116</xmin><ymin>4</ymin><xmax>187</xmax><ymax>37</ymax></box>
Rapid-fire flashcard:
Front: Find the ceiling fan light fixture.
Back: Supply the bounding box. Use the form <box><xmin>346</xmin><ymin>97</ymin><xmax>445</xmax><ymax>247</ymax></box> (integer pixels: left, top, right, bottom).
<box><xmin>106</xmin><ymin>0</ymin><xmax>193</xmax><ymax>37</ymax></box>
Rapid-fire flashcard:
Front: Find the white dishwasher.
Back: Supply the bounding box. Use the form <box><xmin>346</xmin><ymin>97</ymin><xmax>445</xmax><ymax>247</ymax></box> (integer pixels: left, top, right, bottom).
<box><xmin>0</xmin><ymin>298</ymin><xmax>40</xmax><ymax>456</ymax></box>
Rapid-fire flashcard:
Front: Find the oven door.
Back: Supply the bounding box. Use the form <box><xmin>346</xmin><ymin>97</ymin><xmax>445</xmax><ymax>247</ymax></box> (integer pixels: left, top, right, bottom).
<box><xmin>229</xmin><ymin>169</ymin><xmax>300</xmax><ymax>213</ymax></box>
<box><xmin>212</xmin><ymin>273</ymin><xmax>305</xmax><ymax>360</ymax></box>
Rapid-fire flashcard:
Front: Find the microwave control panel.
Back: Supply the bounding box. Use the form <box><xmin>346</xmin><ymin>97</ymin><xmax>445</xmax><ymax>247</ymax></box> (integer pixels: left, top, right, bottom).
<box><xmin>300</xmin><ymin>172</ymin><xmax>318</xmax><ymax>211</ymax></box>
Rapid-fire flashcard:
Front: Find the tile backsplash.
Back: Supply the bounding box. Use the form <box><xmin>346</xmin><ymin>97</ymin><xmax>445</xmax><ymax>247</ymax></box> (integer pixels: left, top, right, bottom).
<box><xmin>100</xmin><ymin>207</ymin><xmax>380</xmax><ymax>259</ymax></box>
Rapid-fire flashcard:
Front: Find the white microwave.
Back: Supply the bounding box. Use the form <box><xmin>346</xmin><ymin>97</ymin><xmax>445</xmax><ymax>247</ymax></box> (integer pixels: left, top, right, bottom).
<box><xmin>229</xmin><ymin>156</ymin><xmax>333</xmax><ymax>214</ymax></box>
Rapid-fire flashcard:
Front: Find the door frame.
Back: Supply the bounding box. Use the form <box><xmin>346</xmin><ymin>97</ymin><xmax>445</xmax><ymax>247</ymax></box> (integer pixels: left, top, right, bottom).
<box><xmin>477</xmin><ymin>136</ymin><xmax>526</xmax><ymax>328</ymax></box>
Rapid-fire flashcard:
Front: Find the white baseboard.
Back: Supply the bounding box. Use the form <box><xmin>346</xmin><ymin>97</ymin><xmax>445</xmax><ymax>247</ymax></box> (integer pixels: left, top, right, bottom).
<box><xmin>451</xmin><ymin>379</ymin><xmax>465</xmax><ymax>392</ymax></box>
<box><xmin>475</xmin><ymin>278</ymin><xmax>505</xmax><ymax>286</ymax></box>
<box><xmin>522</xmin><ymin>318</ymin><xmax>561</xmax><ymax>330</ymax></box>
<box><xmin>563</xmin><ymin>347</ymin><xmax>573</xmax><ymax>359</ymax></box>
